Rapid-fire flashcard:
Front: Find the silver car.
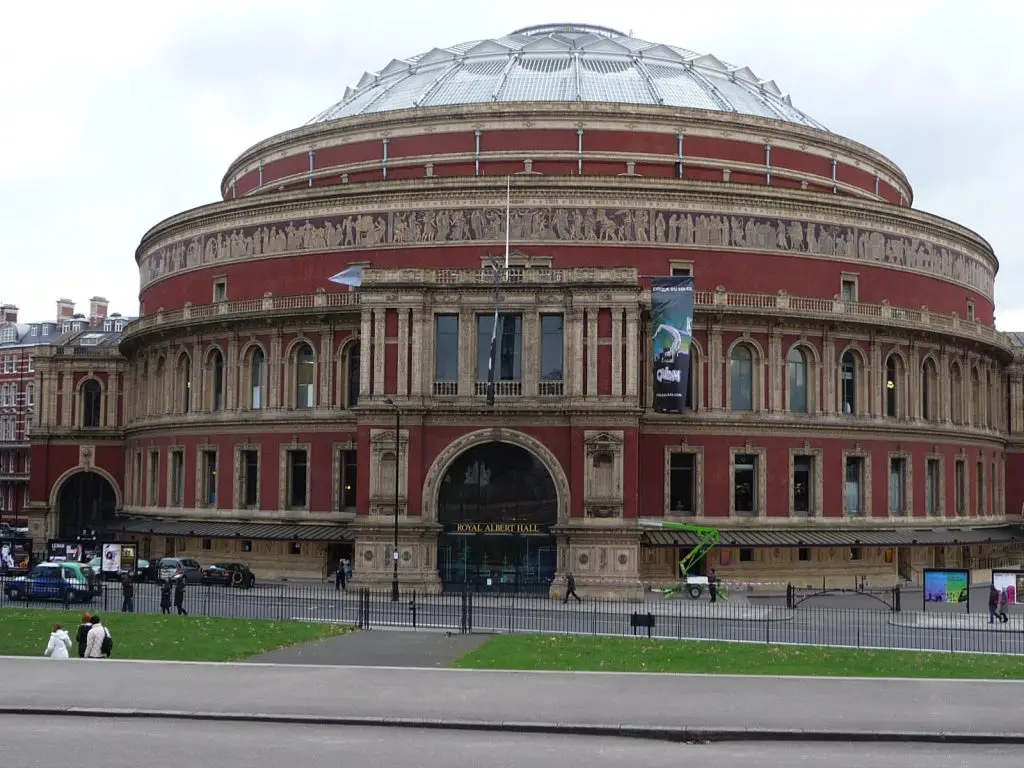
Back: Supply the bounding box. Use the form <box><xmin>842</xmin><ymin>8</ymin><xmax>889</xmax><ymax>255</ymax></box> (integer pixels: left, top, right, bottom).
<box><xmin>156</xmin><ymin>557</ymin><xmax>203</xmax><ymax>583</ymax></box>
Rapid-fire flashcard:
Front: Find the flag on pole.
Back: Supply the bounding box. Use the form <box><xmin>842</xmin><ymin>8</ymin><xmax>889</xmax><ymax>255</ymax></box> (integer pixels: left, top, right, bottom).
<box><xmin>328</xmin><ymin>266</ymin><xmax>363</xmax><ymax>288</ymax></box>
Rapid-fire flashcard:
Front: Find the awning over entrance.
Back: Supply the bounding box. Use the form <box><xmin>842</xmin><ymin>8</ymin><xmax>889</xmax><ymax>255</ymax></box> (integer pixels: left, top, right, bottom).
<box><xmin>106</xmin><ymin>518</ymin><xmax>354</xmax><ymax>542</ymax></box>
<box><xmin>642</xmin><ymin>525</ymin><xmax>1024</xmax><ymax>548</ymax></box>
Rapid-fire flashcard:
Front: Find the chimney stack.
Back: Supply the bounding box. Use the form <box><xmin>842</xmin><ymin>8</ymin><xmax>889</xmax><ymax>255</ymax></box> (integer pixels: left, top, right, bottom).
<box><xmin>56</xmin><ymin>298</ymin><xmax>75</xmax><ymax>323</ymax></box>
<box><xmin>0</xmin><ymin>304</ymin><xmax>17</xmax><ymax>323</ymax></box>
<box><xmin>88</xmin><ymin>296</ymin><xmax>109</xmax><ymax>326</ymax></box>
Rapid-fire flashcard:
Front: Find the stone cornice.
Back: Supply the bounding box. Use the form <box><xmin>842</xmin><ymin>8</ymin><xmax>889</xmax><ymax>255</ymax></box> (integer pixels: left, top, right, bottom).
<box><xmin>218</xmin><ymin>102</ymin><xmax>912</xmax><ymax>203</ymax></box>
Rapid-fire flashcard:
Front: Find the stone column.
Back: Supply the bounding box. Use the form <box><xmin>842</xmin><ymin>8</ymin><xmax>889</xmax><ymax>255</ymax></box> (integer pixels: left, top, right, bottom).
<box><xmin>768</xmin><ymin>327</ymin><xmax>782</xmax><ymax>412</ymax></box>
<box><xmin>523</xmin><ymin>309</ymin><xmax>540</xmax><ymax>396</ymax></box>
<box><xmin>569</xmin><ymin>309</ymin><xmax>585</xmax><ymax>398</ymax></box>
<box><xmin>359</xmin><ymin>310</ymin><xmax>373</xmax><ymax>400</ymax></box>
<box><xmin>821</xmin><ymin>332</ymin><xmax>836</xmax><ymax>415</ymax></box>
<box><xmin>907</xmin><ymin>341</ymin><xmax>919</xmax><ymax>419</ymax></box>
<box><xmin>869</xmin><ymin>336</ymin><xmax>882</xmax><ymax>417</ymax></box>
<box><xmin>373</xmin><ymin>310</ymin><xmax>386</xmax><ymax>397</ymax></box>
<box><xmin>624</xmin><ymin>309</ymin><xmax>639</xmax><ymax>400</ymax></box>
<box><xmin>611</xmin><ymin>308</ymin><xmax>624</xmax><ymax>398</ymax></box>
<box><xmin>939</xmin><ymin>349</ymin><xmax>951</xmax><ymax>422</ymax></box>
<box><xmin>320</xmin><ymin>327</ymin><xmax>334</xmax><ymax>407</ymax></box>
<box><xmin>708</xmin><ymin>325</ymin><xmax>723</xmax><ymax>410</ymax></box>
<box><xmin>458</xmin><ymin>307</ymin><xmax>474</xmax><ymax>398</ymax></box>
<box><xmin>61</xmin><ymin>372</ymin><xmax>72</xmax><ymax>426</ymax></box>
<box><xmin>227</xmin><ymin>332</ymin><xmax>240</xmax><ymax>410</ymax></box>
<box><xmin>106</xmin><ymin>367</ymin><xmax>119</xmax><ymax>427</ymax></box>
<box><xmin>191</xmin><ymin>341</ymin><xmax>204</xmax><ymax>412</ymax></box>
<box><xmin>410</xmin><ymin>309</ymin><xmax>426</xmax><ymax>398</ymax></box>
<box><xmin>586</xmin><ymin>309</ymin><xmax>598</xmax><ymax>398</ymax></box>
<box><xmin>269</xmin><ymin>329</ymin><xmax>283</xmax><ymax>409</ymax></box>
<box><xmin>396</xmin><ymin>310</ymin><xmax>409</xmax><ymax>398</ymax></box>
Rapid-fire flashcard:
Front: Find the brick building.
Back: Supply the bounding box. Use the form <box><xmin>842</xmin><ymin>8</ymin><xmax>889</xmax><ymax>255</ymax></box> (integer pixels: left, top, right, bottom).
<box><xmin>23</xmin><ymin>24</ymin><xmax>1024</xmax><ymax>595</ymax></box>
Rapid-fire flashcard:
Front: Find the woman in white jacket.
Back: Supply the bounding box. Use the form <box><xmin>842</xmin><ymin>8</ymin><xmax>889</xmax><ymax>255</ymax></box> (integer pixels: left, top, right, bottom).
<box><xmin>44</xmin><ymin>624</ymin><xmax>72</xmax><ymax>659</ymax></box>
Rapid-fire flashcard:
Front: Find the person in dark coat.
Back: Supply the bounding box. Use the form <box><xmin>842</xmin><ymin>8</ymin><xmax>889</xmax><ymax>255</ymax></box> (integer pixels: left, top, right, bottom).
<box><xmin>159</xmin><ymin>580</ymin><xmax>172</xmax><ymax>614</ymax></box>
<box><xmin>989</xmin><ymin>584</ymin><xmax>1001</xmax><ymax>624</ymax></box>
<box><xmin>563</xmin><ymin>572</ymin><xmax>581</xmax><ymax>604</ymax></box>
<box><xmin>708</xmin><ymin>569</ymin><xmax>719</xmax><ymax>603</ymax></box>
<box><xmin>335</xmin><ymin>558</ymin><xmax>347</xmax><ymax>592</ymax></box>
<box><xmin>173</xmin><ymin>575</ymin><xmax>188</xmax><ymax>616</ymax></box>
<box><xmin>75</xmin><ymin>613</ymin><xmax>92</xmax><ymax>658</ymax></box>
<box><xmin>120</xmin><ymin>574</ymin><xmax>135</xmax><ymax>613</ymax></box>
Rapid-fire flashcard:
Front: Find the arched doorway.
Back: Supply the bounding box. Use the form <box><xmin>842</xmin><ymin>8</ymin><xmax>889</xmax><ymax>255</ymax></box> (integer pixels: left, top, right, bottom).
<box><xmin>437</xmin><ymin>441</ymin><xmax>558</xmax><ymax>594</ymax></box>
<box><xmin>56</xmin><ymin>472</ymin><xmax>117</xmax><ymax>539</ymax></box>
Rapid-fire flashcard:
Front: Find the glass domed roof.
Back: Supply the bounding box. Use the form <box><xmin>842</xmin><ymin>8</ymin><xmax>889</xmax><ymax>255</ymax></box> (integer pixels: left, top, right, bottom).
<box><xmin>308</xmin><ymin>23</ymin><xmax>826</xmax><ymax>131</ymax></box>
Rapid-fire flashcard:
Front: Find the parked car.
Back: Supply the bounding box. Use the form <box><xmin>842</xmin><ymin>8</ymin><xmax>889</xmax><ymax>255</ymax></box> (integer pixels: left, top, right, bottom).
<box><xmin>157</xmin><ymin>557</ymin><xmax>204</xmax><ymax>583</ymax></box>
<box><xmin>4</xmin><ymin>562</ymin><xmax>100</xmax><ymax>603</ymax></box>
<box><xmin>202</xmin><ymin>562</ymin><xmax>256</xmax><ymax>589</ymax></box>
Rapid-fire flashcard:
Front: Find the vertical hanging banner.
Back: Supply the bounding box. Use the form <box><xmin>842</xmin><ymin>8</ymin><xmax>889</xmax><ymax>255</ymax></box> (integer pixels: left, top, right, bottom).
<box><xmin>651</xmin><ymin>276</ymin><xmax>695</xmax><ymax>414</ymax></box>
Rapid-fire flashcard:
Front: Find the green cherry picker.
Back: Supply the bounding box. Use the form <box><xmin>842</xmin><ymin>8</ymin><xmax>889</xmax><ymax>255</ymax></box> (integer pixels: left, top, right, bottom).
<box><xmin>640</xmin><ymin>520</ymin><xmax>726</xmax><ymax>600</ymax></box>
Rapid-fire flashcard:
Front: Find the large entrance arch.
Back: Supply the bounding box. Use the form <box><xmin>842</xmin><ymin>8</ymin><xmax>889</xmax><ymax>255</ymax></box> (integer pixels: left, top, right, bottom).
<box><xmin>436</xmin><ymin>441</ymin><xmax>559</xmax><ymax>594</ymax></box>
<box><xmin>55</xmin><ymin>471</ymin><xmax>118</xmax><ymax>539</ymax></box>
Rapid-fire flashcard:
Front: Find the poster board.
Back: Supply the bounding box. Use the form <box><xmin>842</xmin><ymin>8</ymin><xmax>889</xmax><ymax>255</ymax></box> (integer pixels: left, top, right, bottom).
<box><xmin>923</xmin><ymin>568</ymin><xmax>971</xmax><ymax>611</ymax></box>
<box><xmin>0</xmin><ymin>539</ymin><xmax>31</xmax><ymax>572</ymax></box>
<box><xmin>46</xmin><ymin>540</ymin><xmax>89</xmax><ymax>563</ymax></box>
<box><xmin>992</xmin><ymin>570</ymin><xmax>1024</xmax><ymax>604</ymax></box>
<box><xmin>101</xmin><ymin>542</ymin><xmax>139</xmax><ymax>575</ymax></box>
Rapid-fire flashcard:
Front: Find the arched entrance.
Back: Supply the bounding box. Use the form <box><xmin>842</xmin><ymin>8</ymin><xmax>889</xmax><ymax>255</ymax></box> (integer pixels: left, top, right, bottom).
<box><xmin>437</xmin><ymin>441</ymin><xmax>558</xmax><ymax>594</ymax></box>
<box><xmin>55</xmin><ymin>471</ymin><xmax>117</xmax><ymax>539</ymax></box>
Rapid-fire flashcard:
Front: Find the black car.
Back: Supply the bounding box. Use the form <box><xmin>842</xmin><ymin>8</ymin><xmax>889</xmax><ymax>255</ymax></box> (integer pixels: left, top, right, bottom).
<box><xmin>202</xmin><ymin>562</ymin><xmax>256</xmax><ymax>589</ymax></box>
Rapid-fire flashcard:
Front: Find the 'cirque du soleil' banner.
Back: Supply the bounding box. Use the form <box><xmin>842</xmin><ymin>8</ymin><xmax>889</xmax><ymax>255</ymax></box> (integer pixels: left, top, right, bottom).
<box><xmin>651</xmin><ymin>276</ymin><xmax>695</xmax><ymax>414</ymax></box>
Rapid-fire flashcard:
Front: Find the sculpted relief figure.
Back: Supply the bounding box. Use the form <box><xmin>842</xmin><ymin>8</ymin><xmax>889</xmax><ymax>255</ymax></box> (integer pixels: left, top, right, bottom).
<box><xmin>140</xmin><ymin>205</ymin><xmax>994</xmax><ymax>298</ymax></box>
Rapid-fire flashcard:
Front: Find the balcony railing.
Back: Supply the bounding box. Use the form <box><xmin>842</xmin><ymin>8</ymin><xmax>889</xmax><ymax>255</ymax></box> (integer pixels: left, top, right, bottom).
<box><xmin>474</xmin><ymin>380</ymin><xmax>522</xmax><ymax>397</ymax></box>
<box><xmin>432</xmin><ymin>381</ymin><xmax>458</xmax><ymax>397</ymax></box>
<box><xmin>119</xmin><ymin>284</ymin><xmax>1010</xmax><ymax>351</ymax></box>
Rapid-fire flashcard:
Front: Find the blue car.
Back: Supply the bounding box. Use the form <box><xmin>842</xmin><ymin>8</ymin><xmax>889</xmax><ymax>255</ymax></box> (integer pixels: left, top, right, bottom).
<box><xmin>4</xmin><ymin>562</ymin><xmax>98</xmax><ymax>603</ymax></box>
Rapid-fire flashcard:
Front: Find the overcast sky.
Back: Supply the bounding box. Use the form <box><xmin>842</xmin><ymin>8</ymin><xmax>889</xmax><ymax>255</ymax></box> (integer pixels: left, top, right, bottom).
<box><xmin>2</xmin><ymin>0</ymin><xmax>1022</xmax><ymax>327</ymax></box>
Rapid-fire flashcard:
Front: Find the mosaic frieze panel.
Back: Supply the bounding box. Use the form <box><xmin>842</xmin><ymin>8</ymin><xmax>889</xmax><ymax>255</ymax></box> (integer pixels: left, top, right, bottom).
<box><xmin>139</xmin><ymin>207</ymin><xmax>995</xmax><ymax>298</ymax></box>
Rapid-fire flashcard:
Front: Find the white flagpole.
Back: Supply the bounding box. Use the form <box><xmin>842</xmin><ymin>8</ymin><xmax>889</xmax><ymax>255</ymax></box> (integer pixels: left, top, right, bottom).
<box><xmin>486</xmin><ymin>177</ymin><xmax>512</xmax><ymax>406</ymax></box>
<box><xmin>504</xmin><ymin>175</ymin><xmax>511</xmax><ymax>269</ymax></box>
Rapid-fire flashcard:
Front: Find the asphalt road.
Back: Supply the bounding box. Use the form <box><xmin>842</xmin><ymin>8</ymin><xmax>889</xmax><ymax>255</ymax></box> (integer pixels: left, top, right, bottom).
<box><xmin>3</xmin><ymin>658</ymin><xmax>1023</xmax><ymax>739</ymax></box>
<box><xmin>0</xmin><ymin>718</ymin><xmax>1012</xmax><ymax>768</ymax></box>
<box><xmin>6</xmin><ymin>580</ymin><xmax>1023</xmax><ymax>655</ymax></box>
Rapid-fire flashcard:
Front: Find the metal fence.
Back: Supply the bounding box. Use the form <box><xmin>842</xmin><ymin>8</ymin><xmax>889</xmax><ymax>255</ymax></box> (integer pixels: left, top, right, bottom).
<box><xmin>2</xmin><ymin>577</ymin><xmax>1021</xmax><ymax>656</ymax></box>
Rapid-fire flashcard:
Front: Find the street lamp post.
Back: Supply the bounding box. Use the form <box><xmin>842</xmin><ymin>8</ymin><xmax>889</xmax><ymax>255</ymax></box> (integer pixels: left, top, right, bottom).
<box><xmin>384</xmin><ymin>397</ymin><xmax>400</xmax><ymax>601</ymax></box>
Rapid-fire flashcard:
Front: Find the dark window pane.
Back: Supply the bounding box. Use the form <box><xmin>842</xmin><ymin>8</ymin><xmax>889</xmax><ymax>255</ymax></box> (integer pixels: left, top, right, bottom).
<box><xmin>669</xmin><ymin>453</ymin><xmax>695</xmax><ymax>515</ymax></box>
<box><xmin>434</xmin><ymin>315</ymin><xmax>459</xmax><ymax>381</ymax></box>
<box><xmin>476</xmin><ymin>314</ymin><xmax>522</xmax><ymax>381</ymax></box>
<box><xmin>733</xmin><ymin>453</ymin><xmax>756</xmax><ymax>513</ymax></box>
<box><xmin>540</xmin><ymin>315</ymin><xmax>564</xmax><ymax>381</ymax></box>
<box><xmin>289</xmin><ymin>451</ymin><xmax>308</xmax><ymax>508</ymax></box>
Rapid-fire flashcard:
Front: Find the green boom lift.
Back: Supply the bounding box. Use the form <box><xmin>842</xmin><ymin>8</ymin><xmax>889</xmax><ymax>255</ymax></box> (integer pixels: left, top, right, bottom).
<box><xmin>640</xmin><ymin>520</ymin><xmax>723</xmax><ymax>599</ymax></box>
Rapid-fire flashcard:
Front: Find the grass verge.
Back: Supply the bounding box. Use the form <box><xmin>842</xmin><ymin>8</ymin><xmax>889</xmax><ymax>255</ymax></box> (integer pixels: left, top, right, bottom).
<box><xmin>452</xmin><ymin>634</ymin><xmax>1024</xmax><ymax>680</ymax></box>
<box><xmin>0</xmin><ymin>609</ymin><xmax>349</xmax><ymax>662</ymax></box>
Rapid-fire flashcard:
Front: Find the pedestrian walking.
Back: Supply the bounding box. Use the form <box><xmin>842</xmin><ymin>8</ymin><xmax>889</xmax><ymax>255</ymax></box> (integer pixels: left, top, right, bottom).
<box><xmin>563</xmin><ymin>572</ymin><xmax>582</xmax><ymax>604</ymax></box>
<box><xmin>84</xmin><ymin>616</ymin><xmax>112</xmax><ymax>659</ymax></box>
<box><xmin>998</xmin><ymin>587</ymin><xmax>1010</xmax><ymax>624</ymax></box>
<box><xmin>989</xmin><ymin>584</ymin><xmax>1001</xmax><ymax>624</ymax></box>
<box><xmin>173</xmin><ymin>575</ymin><xmax>188</xmax><ymax>616</ymax></box>
<box><xmin>335</xmin><ymin>558</ymin><xmax>347</xmax><ymax>592</ymax></box>
<box><xmin>44</xmin><ymin>624</ymin><xmax>72</xmax><ymax>659</ymax></box>
<box><xmin>75</xmin><ymin>613</ymin><xmax>92</xmax><ymax>658</ymax></box>
<box><xmin>159</xmin><ymin>579</ymin><xmax>172</xmax><ymax>614</ymax></box>
<box><xmin>708</xmin><ymin>569</ymin><xmax>719</xmax><ymax>603</ymax></box>
<box><xmin>120</xmin><ymin>573</ymin><xmax>135</xmax><ymax>613</ymax></box>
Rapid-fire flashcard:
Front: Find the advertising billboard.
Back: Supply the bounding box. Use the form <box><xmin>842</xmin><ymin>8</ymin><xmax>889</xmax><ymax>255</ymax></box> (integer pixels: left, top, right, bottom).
<box><xmin>0</xmin><ymin>539</ymin><xmax>31</xmax><ymax>572</ymax></box>
<box><xmin>992</xmin><ymin>570</ymin><xmax>1024</xmax><ymax>604</ymax></box>
<box><xmin>923</xmin><ymin>568</ymin><xmax>970</xmax><ymax>606</ymax></box>
<box><xmin>650</xmin><ymin>276</ymin><xmax>695</xmax><ymax>414</ymax></box>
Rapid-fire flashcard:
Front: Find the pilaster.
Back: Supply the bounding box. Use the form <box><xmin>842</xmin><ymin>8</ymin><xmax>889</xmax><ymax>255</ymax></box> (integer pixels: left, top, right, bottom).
<box><xmin>708</xmin><ymin>324</ymin><xmax>723</xmax><ymax>410</ymax></box>
<box><xmin>869</xmin><ymin>336</ymin><xmax>882</xmax><ymax>417</ymax></box>
<box><xmin>821</xmin><ymin>332</ymin><xmax>836</xmax><ymax>415</ymax></box>
<box><xmin>458</xmin><ymin>307</ymin><xmax>474</xmax><ymax>398</ymax></box>
<box><xmin>106</xmin><ymin>366</ymin><xmax>119</xmax><ymax>427</ymax></box>
<box><xmin>939</xmin><ymin>349</ymin><xmax>951</xmax><ymax>422</ymax></box>
<box><xmin>523</xmin><ymin>309</ymin><xmax>540</xmax><ymax>396</ymax></box>
<box><xmin>359</xmin><ymin>310</ymin><xmax>373</xmax><ymax>399</ymax></box>
<box><xmin>60</xmin><ymin>372</ymin><xmax>72</xmax><ymax>426</ymax></box>
<box><xmin>611</xmin><ymin>308</ymin><xmax>624</xmax><ymax>398</ymax></box>
<box><xmin>320</xmin><ymin>327</ymin><xmax>334</xmax><ymax>406</ymax></box>
<box><xmin>569</xmin><ymin>309</ymin><xmax>585</xmax><ymax>398</ymax></box>
<box><xmin>226</xmin><ymin>331</ymin><xmax>239</xmax><ymax>410</ymax></box>
<box><xmin>396</xmin><ymin>310</ymin><xmax>409</xmax><ymax>398</ymax></box>
<box><xmin>624</xmin><ymin>308</ymin><xmax>639</xmax><ymax>399</ymax></box>
<box><xmin>586</xmin><ymin>309</ymin><xmax>598</xmax><ymax>397</ymax></box>
<box><xmin>373</xmin><ymin>310</ymin><xmax>386</xmax><ymax>397</ymax></box>
<box><xmin>269</xmin><ymin>328</ymin><xmax>283</xmax><ymax>409</ymax></box>
<box><xmin>768</xmin><ymin>327</ymin><xmax>782</xmax><ymax>412</ymax></box>
<box><xmin>410</xmin><ymin>309</ymin><xmax>425</xmax><ymax>398</ymax></box>
<box><xmin>907</xmin><ymin>340</ymin><xmax>920</xmax><ymax>419</ymax></box>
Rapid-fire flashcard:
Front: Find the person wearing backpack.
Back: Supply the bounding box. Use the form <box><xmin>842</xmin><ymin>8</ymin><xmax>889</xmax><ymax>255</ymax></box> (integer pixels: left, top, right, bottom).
<box><xmin>84</xmin><ymin>615</ymin><xmax>113</xmax><ymax>658</ymax></box>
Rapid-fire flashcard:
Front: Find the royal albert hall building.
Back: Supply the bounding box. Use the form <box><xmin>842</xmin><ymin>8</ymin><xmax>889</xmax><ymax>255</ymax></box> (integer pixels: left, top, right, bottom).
<box><xmin>26</xmin><ymin>23</ymin><xmax>1024</xmax><ymax>597</ymax></box>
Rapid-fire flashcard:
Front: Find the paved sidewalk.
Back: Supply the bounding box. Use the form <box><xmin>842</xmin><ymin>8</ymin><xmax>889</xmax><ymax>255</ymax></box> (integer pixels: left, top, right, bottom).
<box><xmin>890</xmin><ymin>613</ymin><xmax>1024</xmax><ymax>630</ymax></box>
<box><xmin>2</xmin><ymin>657</ymin><xmax>1023</xmax><ymax>742</ymax></box>
<box><xmin>247</xmin><ymin>628</ymin><xmax>489</xmax><ymax>667</ymax></box>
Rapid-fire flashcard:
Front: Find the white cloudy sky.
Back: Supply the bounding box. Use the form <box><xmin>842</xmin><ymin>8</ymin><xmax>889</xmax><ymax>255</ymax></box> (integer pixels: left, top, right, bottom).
<box><xmin>2</xmin><ymin>0</ymin><xmax>1022</xmax><ymax>326</ymax></box>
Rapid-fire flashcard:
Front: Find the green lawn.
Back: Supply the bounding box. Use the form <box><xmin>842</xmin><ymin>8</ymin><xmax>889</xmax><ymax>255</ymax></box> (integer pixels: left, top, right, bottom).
<box><xmin>0</xmin><ymin>609</ymin><xmax>349</xmax><ymax>662</ymax></box>
<box><xmin>453</xmin><ymin>634</ymin><xmax>1024</xmax><ymax>680</ymax></box>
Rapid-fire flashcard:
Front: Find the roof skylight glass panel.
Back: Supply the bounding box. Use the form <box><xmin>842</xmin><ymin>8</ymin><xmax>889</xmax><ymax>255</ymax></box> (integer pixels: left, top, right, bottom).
<box><xmin>500</xmin><ymin>56</ymin><xmax>575</xmax><ymax>101</ymax></box>
<box><xmin>427</xmin><ymin>58</ymin><xmax>509</xmax><ymax>105</ymax></box>
<box><xmin>643</xmin><ymin>64</ymin><xmax>720</xmax><ymax>111</ymax></box>
<box><xmin>578</xmin><ymin>59</ymin><xmax>653</xmax><ymax>104</ymax></box>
